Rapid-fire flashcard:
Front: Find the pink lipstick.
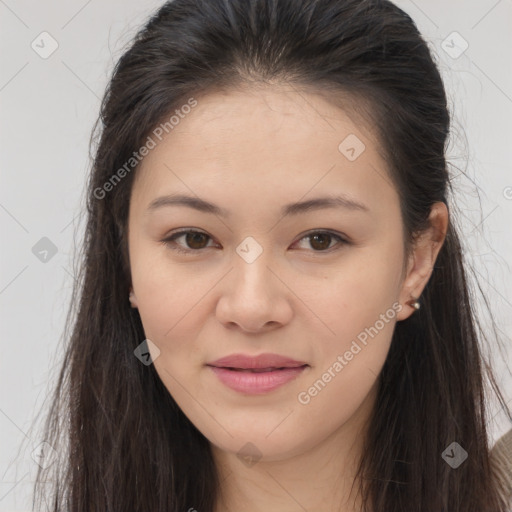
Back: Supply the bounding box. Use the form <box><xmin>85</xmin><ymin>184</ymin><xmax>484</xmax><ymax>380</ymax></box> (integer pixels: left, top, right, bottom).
<box><xmin>206</xmin><ymin>353</ymin><xmax>309</xmax><ymax>394</ymax></box>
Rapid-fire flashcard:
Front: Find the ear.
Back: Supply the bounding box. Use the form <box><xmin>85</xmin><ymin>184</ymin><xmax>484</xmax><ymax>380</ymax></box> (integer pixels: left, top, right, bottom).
<box><xmin>396</xmin><ymin>202</ymin><xmax>449</xmax><ymax>321</ymax></box>
<box><xmin>129</xmin><ymin>287</ymin><xmax>139</xmax><ymax>308</ymax></box>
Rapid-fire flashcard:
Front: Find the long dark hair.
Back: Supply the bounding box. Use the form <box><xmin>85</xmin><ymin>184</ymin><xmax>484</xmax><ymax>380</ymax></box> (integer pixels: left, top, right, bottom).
<box><xmin>32</xmin><ymin>0</ymin><xmax>512</xmax><ymax>510</ymax></box>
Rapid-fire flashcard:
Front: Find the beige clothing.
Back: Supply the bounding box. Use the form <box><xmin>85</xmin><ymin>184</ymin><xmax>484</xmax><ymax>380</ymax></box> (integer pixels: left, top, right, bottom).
<box><xmin>490</xmin><ymin>428</ymin><xmax>512</xmax><ymax>510</ymax></box>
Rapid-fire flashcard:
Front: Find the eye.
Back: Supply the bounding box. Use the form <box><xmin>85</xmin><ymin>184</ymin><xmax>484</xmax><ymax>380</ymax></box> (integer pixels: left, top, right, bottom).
<box><xmin>160</xmin><ymin>229</ymin><xmax>349</xmax><ymax>255</ymax></box>
<box><xmin>293</xmin><ymin>230</ymin><xmax>349</xmax><ymax>253</ymax></box>
<box><xmin>161</xmin><ymin>229</ymin><xmax>216</xmax><ymax>254</ymax></box>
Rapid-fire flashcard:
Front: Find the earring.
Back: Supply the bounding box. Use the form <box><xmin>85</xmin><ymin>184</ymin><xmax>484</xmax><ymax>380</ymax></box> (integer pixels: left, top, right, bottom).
<box><xmin>406</xmin><ymin>297</ymin><xmax>421</xmax><ymax>310</ymax></box>
<box><xmin>129</xmin><ymin>289</ymin><xmax>137</xmax><ymax>308</ymax></box>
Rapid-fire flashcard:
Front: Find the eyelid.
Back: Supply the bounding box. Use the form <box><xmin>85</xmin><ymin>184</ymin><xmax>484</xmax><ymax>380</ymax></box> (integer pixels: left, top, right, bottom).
<box><xmin>160</xmin><ymin>228</ymin><xmax>350</xmax><ymax>255</ymax></box>
<box><xmin>292</xmin><ymin>230</ymin><xmax>349</xmax><ymax>252</ymax></box>
<box><xmin>161</xmin><ymin>228</ymin><xmax>218</xmax><ymax>254</ymax></box>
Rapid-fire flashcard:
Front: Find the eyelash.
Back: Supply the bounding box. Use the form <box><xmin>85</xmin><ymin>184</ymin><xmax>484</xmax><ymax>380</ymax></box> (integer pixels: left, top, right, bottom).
<box><xmin>160</xmin><ymin>229</ymin><xmax>350</xmax><ymax>255</ymax></box>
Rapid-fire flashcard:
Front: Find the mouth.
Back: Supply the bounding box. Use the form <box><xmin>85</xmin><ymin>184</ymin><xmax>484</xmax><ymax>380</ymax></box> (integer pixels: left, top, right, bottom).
<box><xmin>206</xmin><ymin>364</ymin><xmax>309</xmax><ymax>394</ymax></box>
<box><xmin>212</xmin><ymin>365</ymin><xmax>307</xmax><ymax>372</ymax></box>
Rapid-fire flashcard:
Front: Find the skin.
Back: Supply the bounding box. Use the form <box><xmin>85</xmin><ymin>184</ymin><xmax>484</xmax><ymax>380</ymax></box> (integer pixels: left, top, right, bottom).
<box><xmin>127</xmin><ymin>83</ymin><xmax>448</xmax><ymax>512</ymax></box>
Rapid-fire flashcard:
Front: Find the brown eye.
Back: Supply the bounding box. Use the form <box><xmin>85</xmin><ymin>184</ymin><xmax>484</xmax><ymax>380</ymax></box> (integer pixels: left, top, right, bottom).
<box><xmin>161</xmin><ymin>229</ymin><xmax>214</xmax><ymax>254</ymax></box>
<box><xmin>162</xmin><ymin>229</ymin><xmax>348</xmax><ymax>255</ymax></box>
<box><xmin>294</xmin><ymin>231</ymin><xmax>348</xmax><ymax>252</ymax></box>
<box><xmin>184</xmin><ymin>231</ymin><xmax>210</xmax><ymax>249</ymax></box>
<box><xmin>309</xmin><ymin>233</ymin><xmax>333</xmax><ymax>251</ymax></box>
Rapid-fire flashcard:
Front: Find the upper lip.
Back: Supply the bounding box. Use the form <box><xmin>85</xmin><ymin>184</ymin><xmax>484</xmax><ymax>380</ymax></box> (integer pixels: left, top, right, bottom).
<box><xmin>207</xmin><ymin>353</ymin><xmax>308</xmax><ymax>370</ymax></box>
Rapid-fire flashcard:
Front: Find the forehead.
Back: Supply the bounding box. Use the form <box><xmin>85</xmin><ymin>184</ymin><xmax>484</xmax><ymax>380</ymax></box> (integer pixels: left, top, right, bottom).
<box><xmin>160</xmin><ymin>83</ymin><xmax>378</xmax><ymax>149</ymax></box>
<box><xmin>131</xmin><ymin>84</ymin><xmax>398</xmax><ymax>219</ymax></box>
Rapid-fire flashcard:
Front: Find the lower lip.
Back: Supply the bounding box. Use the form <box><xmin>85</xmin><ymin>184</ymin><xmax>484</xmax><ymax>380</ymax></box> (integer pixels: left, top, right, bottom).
<box><xmin>208</xmin><ymin>365</ymin><xmax>308</xmax><ymax>394</ymax></box>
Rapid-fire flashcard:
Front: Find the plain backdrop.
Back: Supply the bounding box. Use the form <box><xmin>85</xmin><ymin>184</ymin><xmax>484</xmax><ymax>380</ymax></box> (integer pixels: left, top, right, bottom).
<box><xmin>1</xmin><ymin>0</ymin><xmax>511</xmax><ymax>510</ymax></box>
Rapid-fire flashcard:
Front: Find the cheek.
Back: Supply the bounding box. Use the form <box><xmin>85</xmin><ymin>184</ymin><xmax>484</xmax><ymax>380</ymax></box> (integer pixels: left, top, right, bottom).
<box><xmin>300</xmin><ymin>245</ymin><xmax>403</xmax><ymax>351</ymax></box>
<box><xmin>130</xmin><ymin>242</ymin><xmax>205</xmax><ymax>335</ymax></box>
<box><xmin>130</xmin><ymin>250</ymin><xmax>224</xmax><ymax>385</ymax></box>
<box><xmin>293</xmin><ymin>264</ymin><xmax>400</xmax><ymax>441</ymax></box>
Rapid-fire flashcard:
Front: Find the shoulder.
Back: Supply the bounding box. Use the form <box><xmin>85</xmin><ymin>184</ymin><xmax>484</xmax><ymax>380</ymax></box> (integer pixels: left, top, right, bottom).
<box><xmin>490</xmin><ymin>428</ymin><xmax>512</xmax><ymax>510</ymax></box>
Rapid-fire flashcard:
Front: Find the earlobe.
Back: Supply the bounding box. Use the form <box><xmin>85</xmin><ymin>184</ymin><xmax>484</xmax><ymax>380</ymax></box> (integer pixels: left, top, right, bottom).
<box><xmin>405</xmin><ymin>297</ymin><xmax>421</xmax><ymax>311</ymax></box>
<box><xmin>129</xmin><ymin>288</ymin><xmax>138</xmax><ymax>308</ymax></box>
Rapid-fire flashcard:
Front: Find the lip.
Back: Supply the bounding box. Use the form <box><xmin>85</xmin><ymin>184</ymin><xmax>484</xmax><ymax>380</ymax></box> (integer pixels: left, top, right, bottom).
<box><xmin>207</xmin><ymin>353</ymin><xmax>307</xmax><ymax>370</ymax></box>
<box><xmin>206</xmin><ymin>353</ymin><xmax>309</xmax><ymax>395</ymax></box>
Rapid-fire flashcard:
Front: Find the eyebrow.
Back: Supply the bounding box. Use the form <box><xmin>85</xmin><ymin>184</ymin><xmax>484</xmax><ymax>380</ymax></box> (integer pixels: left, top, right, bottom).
<box><xmin>146</xmin><ymin>193</ymin><xmax>369</xmax><ymax>218</ymax></box>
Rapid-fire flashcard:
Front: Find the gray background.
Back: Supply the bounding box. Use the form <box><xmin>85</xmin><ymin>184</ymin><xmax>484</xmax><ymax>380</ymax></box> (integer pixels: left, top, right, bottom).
<box><xmin>1</xmin><ymin>0</ymin><xmax>511</xmax><ymax>509</ymax></box>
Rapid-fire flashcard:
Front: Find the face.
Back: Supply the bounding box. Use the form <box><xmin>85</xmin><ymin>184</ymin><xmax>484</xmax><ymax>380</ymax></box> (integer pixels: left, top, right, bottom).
<box><xmin>127</xmin><ymin>84</ymin><xmax>426</xmax><ymax>462</ymax></box>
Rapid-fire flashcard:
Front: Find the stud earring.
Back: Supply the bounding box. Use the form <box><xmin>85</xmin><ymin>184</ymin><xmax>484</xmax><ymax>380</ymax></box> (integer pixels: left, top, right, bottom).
<box><xmin>406</xmin><ymin>297</ymin><xmax>421</xmax><ymax>310</ymax></box>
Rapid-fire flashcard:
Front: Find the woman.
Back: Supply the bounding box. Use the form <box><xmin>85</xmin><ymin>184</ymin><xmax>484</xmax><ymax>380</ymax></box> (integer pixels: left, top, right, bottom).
<box><xmin>33</xmin><ymin>0</ymin><xmax>512</xmax><ymax>510</ymax></box>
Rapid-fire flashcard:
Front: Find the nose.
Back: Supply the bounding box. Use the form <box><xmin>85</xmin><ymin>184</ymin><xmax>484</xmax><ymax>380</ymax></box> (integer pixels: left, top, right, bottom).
<box><xmin>215</xmin><ymin>246</ymin><xmax>293</xmax><ymax>334</ymax></box>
